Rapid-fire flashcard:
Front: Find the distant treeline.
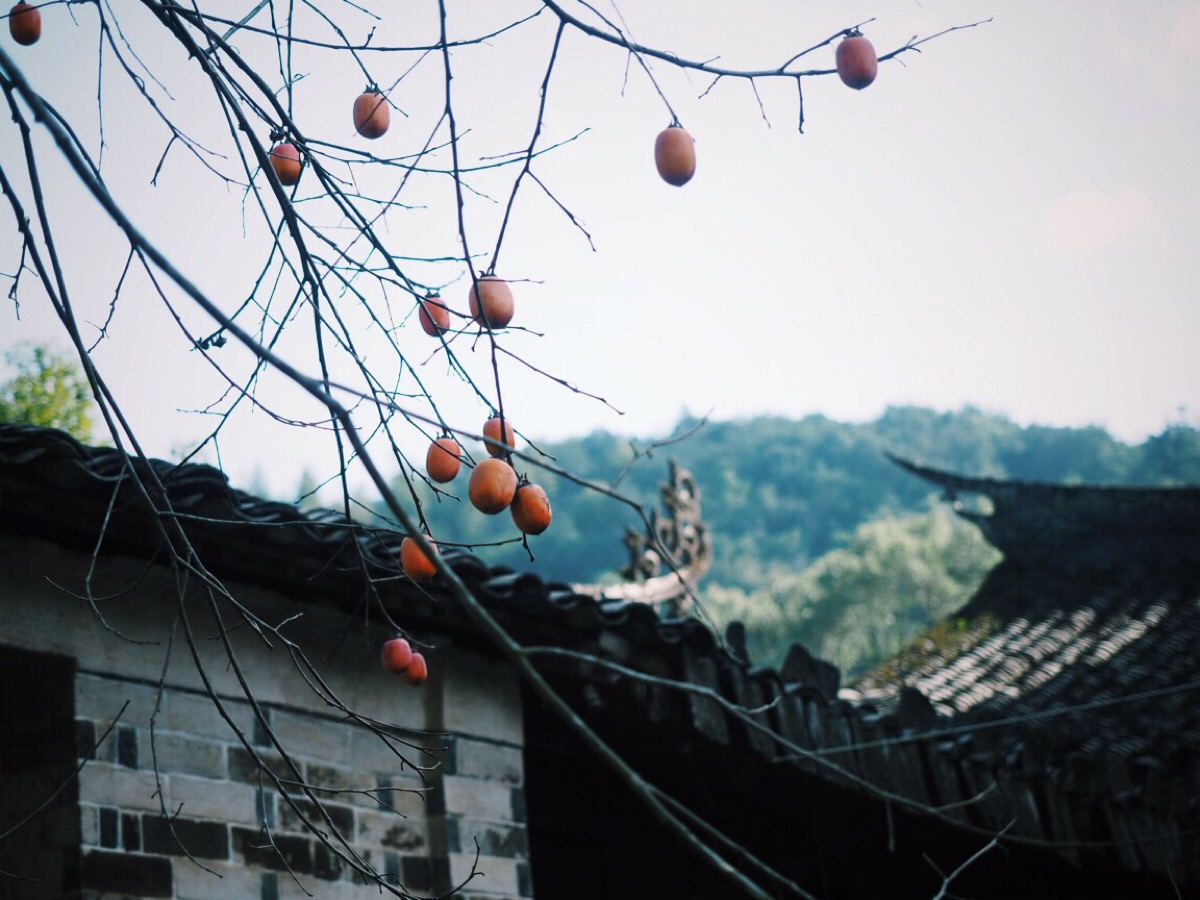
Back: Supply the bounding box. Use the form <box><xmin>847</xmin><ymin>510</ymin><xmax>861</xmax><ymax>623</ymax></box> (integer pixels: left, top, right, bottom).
<box><xmin>390</xmin><ymin>406</ymin><xmax>1200</xmax><ymax>592</ymax></box>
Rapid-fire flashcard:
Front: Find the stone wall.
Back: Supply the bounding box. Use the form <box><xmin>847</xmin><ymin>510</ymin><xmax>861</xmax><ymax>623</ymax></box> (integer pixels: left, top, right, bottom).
<box><xmin>0</xmin><ymin>535</ymin><xmax>531</xmax><ymax>899</ymax></box>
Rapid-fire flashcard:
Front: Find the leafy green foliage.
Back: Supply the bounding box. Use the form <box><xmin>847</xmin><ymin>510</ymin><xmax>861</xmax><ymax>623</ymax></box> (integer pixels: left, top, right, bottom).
<box><xmin>703</xmin><ymin>507</ymin><xmax>1001</xmax><ymax>675</ymax></box>
<box><xmin>0</xmin><ymin>344</ymin><xmax>95</xmax><ymax>440</ymax></box>
<box><xmin>394</xmin><ymin>407</ymin><xmax>1187</xmax><ymax>586</ymax></box>
<box><xmin>374</xmin><ymin>407</ymin><xmax>1198</xmax><ymax>673</ymax></box>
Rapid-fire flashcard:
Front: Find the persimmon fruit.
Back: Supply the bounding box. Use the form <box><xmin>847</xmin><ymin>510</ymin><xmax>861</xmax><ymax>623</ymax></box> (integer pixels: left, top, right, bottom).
<box><xmin>403</xmin><ymin>652</ymin><xmax>428</xmax><ymax>686</ymax></box>
<box><xmin>468</xmin><ymin>458</ymin><xmax>517</xmax><ymax>514</ymax></box>
<box><xmin>418</xmin><ymin>294</ymin><xmax>450</xmax><ymax>336</ymax></box>
<box><xmin>381</xmin><ymin>637</ymin><xmax>414</xmax><ymax>674</ymax></box>
<box><xmin>468</xmin><ymin>275</ymin><xmax>514</xmax><ymax>329</ymax></box>
<box><xmin>836</xmin><ymin>34</ymin><xmax>878</xmax><ymax>90</ymax></box>
<box><xmin>426</xmin><ymin>437</ymin><xmax>462</xmax><ymax>483</ymax></box>
<box><xmin>400</xmin><ymin>536</ymin><xmax>438</xmax><ymax>582</ymax></box>
<box><xmin>511</xmin><ymin>483</ymin><xmax>552</xmax><ymax>535</ymax></box>
<box><xmin>654</xmin><ymin>126</ymin><xmax>696</xmax><ymax>187</ymax></box>
<box><xmin>269</xmin><ymin>142</ymin><xmax>303</xmax><ymax>186</ymax></box>
<box><xmin>482</xmin><ymin>416</ymin><xmax>516</xmax><ymax>457</ymax></box>
<box><xmin>353</xmin><ymin>89</ymin><xmax>390</xmax><ymax>139</ymax></box>
<box><xmin>8</xmin><ymin>2</ymin><xmax>39</xmax><ymax>45</ymax></box>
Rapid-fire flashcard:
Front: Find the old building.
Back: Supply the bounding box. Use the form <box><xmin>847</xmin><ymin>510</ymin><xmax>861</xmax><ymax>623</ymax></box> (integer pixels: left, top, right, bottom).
<box><xmin>0</xmin><ymin>423</ymin><xmax>1197</xmax><ymax>898</ymax></box>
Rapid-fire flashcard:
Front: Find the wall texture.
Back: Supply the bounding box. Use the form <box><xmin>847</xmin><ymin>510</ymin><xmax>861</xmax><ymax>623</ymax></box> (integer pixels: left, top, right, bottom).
<box><xmin>0</xmin><ymin>535</ymin><xmax>531</xmax><ymax>899</ymax></box>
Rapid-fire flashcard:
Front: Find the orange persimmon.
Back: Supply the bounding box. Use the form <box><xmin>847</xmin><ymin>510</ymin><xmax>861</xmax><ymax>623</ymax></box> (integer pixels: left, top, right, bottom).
<box><xmin>400</xmin><ymin>536</ymin><xmax>438</xmax><ymax>582</ymax></box>
<box><xmin>511</xmin><ymin>483</ymin><xmax>552</xmax><ymax>535</ymax></box>
<box><xmin>269</xmin><ymin>142</ymin><xmax>303</xmax><ymax>186</ymax></box>
<box><xmin>654</xmin><ymin>126</ymin><xmax>696</xmax><ymax>187</ymax></box>
<box><xmin>353</xmin><ymin>89</ymin><xmax>390</xmax><ymax>139</ymax></box>
<box><xmin>426</xmin><ymin>437</ymin><xmax>462</xmax><ymax>484</ymax></box>
<box><xmin>836</xmin><ymin>34</ymin><xmax>878</xmax><ymax>90</ymax></box>
<box><xmin>482</xmin><ymin>416</ymin><xmax>516</xmax><ymax>457</ymax></box>
<box><xmin>418</xmin><ymin>294</ymin><xmax>450</xmax><ymax>336</ymax></box>
<box><xmin>468</xmin><ymin>275</ymin><xmax>514</xmax><ymax>329</ymax></box>
<box><xmin>468</xmin><ymin>457</ymin><xmax>517</xmax><ymax>515</ymax></box>
<box><xmin>8</xmin><ymin>2</ymin><xmax>41</xmax><ymax>46</ymax></box>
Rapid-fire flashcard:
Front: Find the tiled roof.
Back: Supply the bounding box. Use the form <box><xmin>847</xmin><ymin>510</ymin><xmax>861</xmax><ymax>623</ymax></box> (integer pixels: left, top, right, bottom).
<box><xmin>3</xmin><ymin>425</ymin><xmax>1198</xmax><ymax>886</ymax></box>
<box><xmin>856</xmin><ymin>561</ymin><xmax>1200</xmax><ymax>762</ymax></box>
<box><xmin>851</xmin><ymin>459</ymin><xmax>1200</xmax><ymax>882</ymax></box>
<box><xmin>0</xmin><ymin>423</ymin><xmax>718</xmax><ymax>658</ymax></box>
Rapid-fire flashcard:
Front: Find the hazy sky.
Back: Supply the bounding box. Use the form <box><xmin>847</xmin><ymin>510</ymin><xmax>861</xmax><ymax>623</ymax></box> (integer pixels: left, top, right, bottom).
<box><xmin>2</xmin><ymin>1</ymin><xmax>1197</xmax><ymax>495</ymax></box>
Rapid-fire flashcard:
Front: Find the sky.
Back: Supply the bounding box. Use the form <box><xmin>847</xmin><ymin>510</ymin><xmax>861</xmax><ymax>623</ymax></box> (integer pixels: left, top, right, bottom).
<box><xmin>1</xmin><ymin>1</ymin><xmax>1198</xmax><ymax>498</ymax></box>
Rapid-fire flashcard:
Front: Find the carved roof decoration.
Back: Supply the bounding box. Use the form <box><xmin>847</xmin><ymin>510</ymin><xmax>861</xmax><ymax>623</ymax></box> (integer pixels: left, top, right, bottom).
<box><xmin>572</xmin><ymin>460</ymin><xmax>711</xmax><ymax>615</ymax></box>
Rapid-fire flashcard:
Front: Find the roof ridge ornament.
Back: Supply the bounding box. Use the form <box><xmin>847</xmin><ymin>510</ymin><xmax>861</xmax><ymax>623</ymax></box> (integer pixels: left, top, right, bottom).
<box><xmin>574</xmin><ymin>460</ymin><xmax>712</xmax><ymax>616</ymax></box>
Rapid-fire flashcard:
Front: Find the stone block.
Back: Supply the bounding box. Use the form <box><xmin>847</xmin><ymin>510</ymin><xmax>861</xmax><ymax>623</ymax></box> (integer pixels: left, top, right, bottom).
<box><xmin>349</xmin><ymin>725</ymin><xmax>446</xmax><ymax>777</ymax></box>
<box><xmin>81</xmin><ymin>849</ymin><xmax>172</xmax><ymax>897</ymax></box>
<box><xmin>174</xmin><ymin>858</ymin><xmax>263</xmax><ymax>899</ymax></box>
<box><xmin>276</xmin><ymin>796</ymin><xmax>355</xmax><ymax>839</ymax></box>
<box><xmin>166</xmin><ymin>773</ymin><xmax>259</xmax><ymax>825</ymax></box>
<box><xmin>122</xmin><ymin>812</ymin><xmax>141</xmax><ymax>851</ymax></box>
<box><xmin>161</xmin><ymin>688</ymin><xmax>256</xmax><ymax>742</ymax></box>
<box><xmin>142</xmin><ymin>731</ymin><xmax>226</xmax><ymax>779</ymax></box>
<box><xmin>228</xmin><ymin>745</ymin><xmax>301</xmax><ymax>787</ymax></box>
<box><xmin>276</xmin><ymin>873</ymin><xmax>378</xmax><ymax>900</ymax></box>
<box><xmin>78</xmin><ymin>763</ymin><xmax>161</xmax><ymax>811</ymax></box>
<box><xmin>439</xmin><ymin>656</ymin><xmax>523</xmax><ymax>744</ymax></box>
<box><xmin>98</xmin><ymin>807</ymin><xmax>119</xmax><ymax>848</ymax></box>
<box><xmin>441</xmin><ymin>775</ymin><xmax>515</xmax><ymax>820</ymax></box>
<box><xmin>456</xmin><ymin>739</ymin><xmax>523</xmax><ymax>785</ymax></box>
<box><xmin>357</xmin><ymin>808</ymin><xmax>426</xmax><ymax>852</ymax></box>
<box><xmin>369</xmin><ymin>776</ymin><xmax>430</xmax><ymax>817</ymax></box>
<box><xmin>454</xmin><ymin>819</ymin><xmax>528</xmax><ymax>859</ymax></box>
<box><xmin>141</xmin><ymin>813</ymin><xmax>230</xmax><ymax>860</ymax></box>
<box><xmin>270</xmin><ymin>708</ymin><xmax>351</xmax><ymax>765</ymax></box>
<box><xmin>80</xmin><ymin>803</ymin><xmax>99</xmax><ymax>846</ymax></box>
<box><xmin>232</xmin><ymin>826</ymin><xmax>313</xmax><ymax>874</ymax></box>
<box><xmin>75</xmin><ymin>675</ymin><xmax>159</xmax><ymax>731</ymax></box>
<box><xmin>305</xmin><ymin>762</ymin><xmax>376</xmax><ymax>798</ymax></box>
<box><xmin>449</xmin><ymin>853</ymin><xmax>520</xmax><ymax>897</ymax></box>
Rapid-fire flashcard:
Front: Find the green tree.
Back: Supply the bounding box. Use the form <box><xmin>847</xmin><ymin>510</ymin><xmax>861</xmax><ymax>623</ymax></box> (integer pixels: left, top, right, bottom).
<box><xmin>705</xmin><ymin>506</ymin><xmax>1001</xmax><ymax>675</ymax></box>
<box><xmin>1134</xmin><ymin>424</ymin><xmax>1200</xmax><ymax>485</ymax></box>
<box><xmin>0</xmin><ymin>344</ymin><xmax>95</xmax><ymax>440</ymax></box>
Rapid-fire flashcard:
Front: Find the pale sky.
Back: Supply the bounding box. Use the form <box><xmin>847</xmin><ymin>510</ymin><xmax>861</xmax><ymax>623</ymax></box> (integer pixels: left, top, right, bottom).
<box><xmin>1</xmin><ymin>1</ymin><xmax>1197</xmax><ymax>496</ymax></box>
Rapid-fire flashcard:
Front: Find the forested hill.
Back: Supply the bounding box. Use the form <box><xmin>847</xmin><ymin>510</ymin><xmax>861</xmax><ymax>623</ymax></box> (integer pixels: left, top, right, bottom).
<box><xmin>396</xmin><ymin>406</ymin><xmax>1200</xmax><ymax>592</ymax></box>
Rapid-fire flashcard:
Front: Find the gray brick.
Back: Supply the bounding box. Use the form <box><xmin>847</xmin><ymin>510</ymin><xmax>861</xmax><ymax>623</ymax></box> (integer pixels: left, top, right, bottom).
<box><xmin>143</xmin><ymin>731</ymin><xmax>226</xmax><ymax>778</ymax></box>
<box><xmin>440</xmin><ymin>660</ymin><xmax>523</xmax><ymax>744</ymax></box>
<box><xmin>276</xmin><ymin>797</ymin><xmax>354</xmax><ymax>838</ymax></box>
<box><xmin>78</xmin><ymin>763</ymin><xmax>162</xmax><ymax>811</ymax></box>
<box><xmin>161</xmin><ymin>689</ymin><xmax>256</xmax><ymax>741</ymax></box>
<box><xmin>449</xmin><ymin>853</ymin><xmax>520</xmax><ymax>896</ymax></box>
<box><xmin>305</xmin><ymin>762</ymin><xmax>375</xmax><ymax>797</ymax></box>
<box><xmin>75</xmin><ymin>675</ymin><xmax>160</xmax><ymax>729</ymax></box>
<box><xmin>228</xmin><ymin>745</ymin><xmax>300</xmax><ymax>786</ymax></box>
<box><xmin>81</xmin><ymin>849</ymin><xmax>172</xmax><ymax>897</ymax></box>
<box><xmin>456</xmin><ymin>739</ymin><xmax>523</xmax><ymax>785</ymax></box>
<box><xmin>455</xmin><ymin>819</ymin><xmax>527</xmax><ymax>858</ymax></box>
<box><xmin>357</xmin><ymin>808</ymin><xmax>426</xmax><ymax>852</ymax></box>
<box><xmin>174</xmin><ymin>858</ymin><xmax>262</xmax><ymax>899</ymax></box>
<box><xmin>80</xmin><ymin>803</ymin><xmax>99</xmax><ymax>846</ymax></box>
<box><xmin>269</xmin><ymin>709</ymin><xmax>350</xmax><ymax>765</ymax></box>
<box><xmin>369</xmin><ymin>776</ymin><xmax>430</xmax><ymax>817</ymax></box>
<box><xmin>232</xmin><ymin>826</ymin><xmax>313</xmax><ymax>874</ymax></box>
<box><xmin>166</xmin><ymin>773</ymin><xmax>259</xmax><ymax>825</ymax></box>
<box><xmin>349</xmin><ymin>725</ymin><xmax>446</xmax><ymax>775</ymax></box>
<box><xmin>141</xmin><ymin>814</ymin><xmax>230</xmax><ymax>860</ymax></box>
<box><xmin>441</xmin><ymin>775</ymin><xmax>514</xmax><ymax>820</ymax></box>
<box><xmin>277</xmin><ymin>873</ymin><xmax>376</xmax><ymax>900</ymax></box>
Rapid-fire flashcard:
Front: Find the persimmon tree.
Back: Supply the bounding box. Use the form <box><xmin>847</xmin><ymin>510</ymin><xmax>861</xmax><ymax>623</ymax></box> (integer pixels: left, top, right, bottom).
<box><xmin>0</xmin><ymin>2</ymin><xmax>986</xmax><ymax>896</ymax></box>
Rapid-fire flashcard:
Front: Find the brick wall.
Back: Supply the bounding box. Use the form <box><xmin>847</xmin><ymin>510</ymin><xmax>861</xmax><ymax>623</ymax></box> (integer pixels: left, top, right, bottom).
<box><xmin>0</xmin><ymin>536</ymin><xmax>533</xmax><ymax>899</ymax></box>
